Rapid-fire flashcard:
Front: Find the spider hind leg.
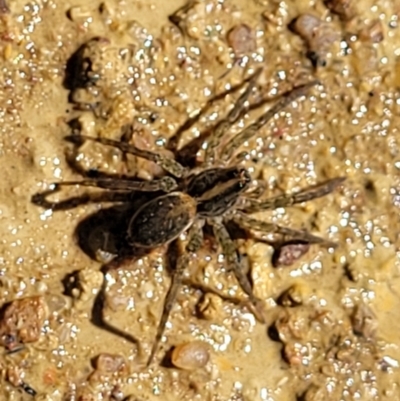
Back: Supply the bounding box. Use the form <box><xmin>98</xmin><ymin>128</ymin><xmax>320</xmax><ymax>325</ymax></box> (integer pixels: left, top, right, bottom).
<box><xmin>241</xmin><ymin>177</ymin><xmax>345</xmax><ymax>212</ymax></box>
<box><xmin>234</xmin><ymin>212</ymin><xmax>337</xmax><ymax>248</ymax></box>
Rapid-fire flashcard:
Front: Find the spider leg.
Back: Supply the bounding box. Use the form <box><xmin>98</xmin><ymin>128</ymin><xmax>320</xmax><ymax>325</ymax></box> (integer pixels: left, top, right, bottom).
<box><xmin>119</xmin><ymin>123</ymin><xmax>136</xmax><ymax>170</ymax></box>
<box><xmin>241</xmin><ymin>177</ymin><xmax>345</xmax><ymax>212</ymax></box>
<box><xmin>31</xmin><ymin>187</ymin><xmax>134</xmax><ymax>211</ymax></box>
<box><xmin>204</xmin><ymin>68</ymin><xmax>262</xmax><ymax>166</ymax></box>
<box><xmin>53</xmin><ymin>175</ymin><xmax>178</xmax><ymax>192</ymax></box>
<box><xmin>147</xmin><ymin>221</ymin><xmax>204</xmax><ymax>366</ymax></box>
<box><xmin>63</xmin><ymin>123</ymin><xmax>137</xmax><ymax>177</ymax></box>
<box><xmin>211</xmin><ymin>219</ymin><xmax>265</xmax><ymax>323</ymax></box>
<box><xmin>65</xmin><ymin>134</ymin><xmax>187</xmax><ymax>178</ymax></box>
<box><xmin>220</xmin><ymin>80</ymin><xmax>318</xmax><ymax>162</ymax></box>
<box><xmin>168</xmin><ymin>70</ymin><xmax>258</xmax><ymax>153</ymax></box>
<box><xmin>233</xmin><ymin>212</ymin><xmax>337</xmax><ymax>247</ymax></box>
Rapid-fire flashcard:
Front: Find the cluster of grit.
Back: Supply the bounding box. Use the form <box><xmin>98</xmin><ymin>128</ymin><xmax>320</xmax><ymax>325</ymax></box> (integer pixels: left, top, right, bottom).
<box><xmin>0</xmin><ymin>0</ymin><xmax>400</xmax><ymax>400</ymax></box>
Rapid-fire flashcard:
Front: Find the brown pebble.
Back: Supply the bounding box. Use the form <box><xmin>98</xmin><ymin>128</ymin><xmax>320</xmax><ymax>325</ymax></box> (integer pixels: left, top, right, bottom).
<box><xmin>290</xmin><ymin>14</ymin><xmax>339</xmax><ymax>67</ymax></box>
<box><xmin>6</xmin><ymin>366</ymin><xmax>23</xmax><ymax>387</ymax></box>
<box><xmin>94</xmin><ymin>353</ymin><xmax>126</xmax><ymax>373</ymax></box>
<box><xmin>360</xmin><ymin>20</ymin><xmax>384</xmax><ymax>43</ymax></box>
<box><xmin>197</xmin><ymin>293</ymin><xmax>223</xmax><ymax>320</ymax></box>
<box><xmin>171</xmin><ymin>341</ymin><xmax>210</xmax><ymax>370</ymax></box>
<box><xmin>227</xmin><ymin>24</ymin><xmax>256</xmax><ymax>56</ymax></box>
<box><xmin>351</xmin><ymin>304</ymin><xmax>377</xmax><ymax>339</ymax></box>
<box><xmin>0</xmin><ymin>296</ymin><xmax>49</xmax><ymax>350</ymax></box>
<box><xmin>0</xmin><ymin>0</ymin><xmax>9</xmax><ymax>13</ymax></box>
<box><xmin>291</xmin><ymin>14</ymin><xmax>322</xmax><ymax>41</ymax></box>
<box><xmin>273</xmin><ymin>242</ymin><xmax>310</xmax><ymax>267</ymax></box>
<box><xmin>324</xmin><ymin>0</ymin><xmax>355</xmax><ymax>20</ymax></box>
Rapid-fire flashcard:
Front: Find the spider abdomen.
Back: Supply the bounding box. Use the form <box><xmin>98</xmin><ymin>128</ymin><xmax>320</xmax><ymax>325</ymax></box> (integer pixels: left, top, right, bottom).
<box><xmin>127</xmin><ymin>192</ymin><xmax>197</xmax><ymax>248</ymax></box>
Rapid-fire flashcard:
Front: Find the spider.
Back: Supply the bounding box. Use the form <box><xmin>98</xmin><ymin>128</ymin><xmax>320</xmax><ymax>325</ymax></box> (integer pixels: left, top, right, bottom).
<box><xmin>33</xmin><ymin>69</ymin><xmax>344</xmax><ymax>366</ymax></box>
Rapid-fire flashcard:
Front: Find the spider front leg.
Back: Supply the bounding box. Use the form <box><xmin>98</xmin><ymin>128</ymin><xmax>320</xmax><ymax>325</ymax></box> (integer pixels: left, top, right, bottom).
<box><xmin>147</xmin><ymin>221</ymin><xmax>204</xmax><ymax>366</ymax></box>
<box><xmin>66</xmin><ymin>135</ymin><xmax>187</xmax><ymax>178</ymax></box>
<box><xmin>233</xmin><ymin>212</ymin><xmax>336</xmax><ymax>247</ymax></box>
<box><xmin>211</xmin><ymin>219</ymin><xmax>265</xmax><ymax>323</ymax></box>
<box><xmin>220</xmin><ymin>80</ymin><xmax>318</xmax><ymax>162</ymax></box>
<box><xmin>241</xmin><ymin>177</ymin><xmax>345</xmax><ymax>212</ymax></box>
<box><xmin>204</xmin><ymin>68</ymin><xmax>262</xmax><ymax>166</ymax></box>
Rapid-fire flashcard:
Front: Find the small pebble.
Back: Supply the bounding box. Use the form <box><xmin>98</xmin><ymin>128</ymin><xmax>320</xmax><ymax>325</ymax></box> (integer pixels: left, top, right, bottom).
<box><xmin>171</xmin><ymin>341</ymin><xmax>210</xmax><ymax>370</ymax></box>
<box><xmin>227</xmin><ymin>24</ymin><xmax>256</xmax><ymax>56</ymax></box>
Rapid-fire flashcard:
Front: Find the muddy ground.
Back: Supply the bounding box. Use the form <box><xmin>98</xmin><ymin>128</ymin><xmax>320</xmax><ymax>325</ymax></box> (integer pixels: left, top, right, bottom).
<box><xmin>0</xmin><ymin>0</ymin><xmax>400</xmax><ymax>400</ymax></box>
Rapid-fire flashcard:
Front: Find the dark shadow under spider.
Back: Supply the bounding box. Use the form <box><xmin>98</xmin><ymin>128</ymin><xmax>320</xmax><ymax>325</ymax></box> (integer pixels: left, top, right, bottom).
<box><xmin>32</xmin><ymin>68</ymin><xmax>345</xmax><ymax>366</ymax></box>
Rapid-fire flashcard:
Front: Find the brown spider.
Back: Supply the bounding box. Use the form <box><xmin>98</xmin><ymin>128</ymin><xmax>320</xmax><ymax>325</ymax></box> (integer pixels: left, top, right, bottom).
<box><xmin>33</xmin><ymin>70</ymin><xmax>344</xmax><ymax>366</ymax></box>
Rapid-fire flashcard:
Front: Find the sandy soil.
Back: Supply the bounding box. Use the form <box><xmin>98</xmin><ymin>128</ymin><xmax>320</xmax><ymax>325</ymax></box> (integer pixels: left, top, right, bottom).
<box><xmin>1</xmin><ymin>0</ymin><xmax>400</xmax><ymax>400</ymax></box>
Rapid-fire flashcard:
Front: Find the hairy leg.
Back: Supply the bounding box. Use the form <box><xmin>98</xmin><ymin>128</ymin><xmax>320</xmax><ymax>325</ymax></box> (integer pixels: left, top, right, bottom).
<box><xmin>147</xmin><ymin>221</ymin><xmax>204</xmax><ymax>366</ymax></box>
<box><xmin>31</xmin><ymin>187</ymin><xmax>134</xmax><ymax>211</ymax></box>
<box><xmin>220</xmin><ymin>81</ymin><xmax>318</xmax><ymax>161</ymax></box>
<box><xmin>204</xmin><ymin>68</ymin><xmax>262</xmax><ymax>166</ymax></box>
<box><xmin>66</xmin><ymin>134</ymin><xmax>187</xmax><ymax>178</ymax></box>
<box><xmin>168</xmin><ymin>71</ymin><xmax>259</xmax><ymax>153</ymax></box>
<box><xmin>241</xmin><ymin>177</ymin><xmax>345</xmax><ymax>212</ymax></box>
<box><xmin>53</xmin><ymin>175</ymin><xmax>178</xmax><ymax>193</ymax></box>
<box><xmin>233</xmin><ymin>212</ymin><xmax>336</xmax><ymax>247</ymax></box>
<box><xmin>211</xmin><ymin>219</ymin><xmax>265</xmax><ymax>323</ymax></box>
<box><xmin>118</xmin><ymin>123</ymin><xmax>135</xmax><ymax>171</ymax></box>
